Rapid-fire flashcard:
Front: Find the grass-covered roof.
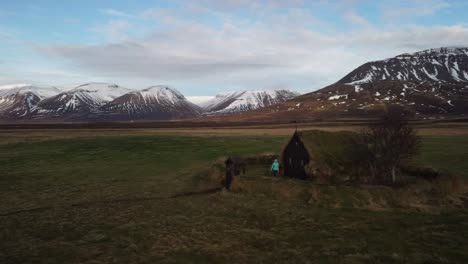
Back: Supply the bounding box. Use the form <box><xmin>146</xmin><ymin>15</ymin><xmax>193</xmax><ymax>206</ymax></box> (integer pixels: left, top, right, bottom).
<box><xmin>292</xmin><ymin>130</ymin><xmax>365</xmax><ymax>171</ymax></box>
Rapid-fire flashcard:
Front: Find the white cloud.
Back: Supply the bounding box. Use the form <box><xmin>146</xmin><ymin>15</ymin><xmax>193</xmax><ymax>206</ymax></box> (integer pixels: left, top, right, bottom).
<box><xmin>186</xmin><ymin>96</ymin><xmax>215</xmax><ymax>105</ymax></box>
<box><xmin>99</xmin><ymin>9</ymin><xmax>136</xmax><ymax>19</ymax></box>
<box><xmin>344</xmin><ymin>10</ymin><xmax>372</xmax><ymax>28</ymax></box>
<box><xmin>344</xmin><ymin>24</ymin><xmax>468</xmax><ymax>51</ymax></box>
<box><xmin>5</xmin><ymin>0</ymin><xmax>468</xmax><ymax>94</ymax></box>
<box><xmin>38</xmin><ymin>10</ymin><xmax>468</xmax><ymax>93</ymax></box>
<box><xmin>90</xmin><ymin>20</ymin><xmax>131</xmax><ymax>41</ymax></box>
<box><xmin>382</xmin><ymin>0</ymin><xmax>451</xmax><ymax>19</ymax></box>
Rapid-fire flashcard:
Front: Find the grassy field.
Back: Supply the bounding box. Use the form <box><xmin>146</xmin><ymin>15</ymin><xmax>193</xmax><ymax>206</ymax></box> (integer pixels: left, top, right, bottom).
<box><xmin>1</xmin><ymin>129</ymin><xmax>467</xmax><ymax>263</ymax></box>
<box><xmin>413</xmin><ymin>136</ymin><xmax>468</xmax><ymax>180</ymax></box>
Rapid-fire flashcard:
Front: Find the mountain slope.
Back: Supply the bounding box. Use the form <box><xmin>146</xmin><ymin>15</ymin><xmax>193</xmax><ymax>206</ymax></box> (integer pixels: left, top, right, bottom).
<box><xmin>95</xmin><ymin>86</ymin><xmax>201</xmax><ymax>120</ymax></box>
<box><xmin>0</xmin><ymin>84</ymin><xmax>61</xmax><ymax>117</ymax></box>
<box><xmin>290</xmin><ymin>80</ymin><xmax>468</xmax><ymax>117</ymax></box>
<box><xmin>306</xmin><ymin>47</ymin><xmax>468</xmax><ymax>117</ymax></box>
<box><xmin>203</xmin><ymin>89</ymin><xmax>300</xmax><ymax>115</ymax></box>
<box><xmin>214</xmin><ymin>47</ymin><xmax>468</xmax><ymax>121</ymax></box>
<box><xmin>33</xmin><ymin>83</ymin><xmax>133</xmax><ymax>119</ymax></box>
<box><xmin>338</xmin><ymin>47</ymin><xmax>468</xmax><ymax>85</ymax></box>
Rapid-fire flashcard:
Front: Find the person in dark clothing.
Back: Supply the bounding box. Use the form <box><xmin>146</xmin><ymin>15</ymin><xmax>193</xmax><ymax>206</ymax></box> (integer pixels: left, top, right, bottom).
<box><xmin>230</xmin><ymin>156</ymin><xmax>247</xmax><ymax>176</ymax></box>
<box><xmin>225</xmin><ymin>158</ymin><xmax>234</xmax><ymax>190</ymax></box>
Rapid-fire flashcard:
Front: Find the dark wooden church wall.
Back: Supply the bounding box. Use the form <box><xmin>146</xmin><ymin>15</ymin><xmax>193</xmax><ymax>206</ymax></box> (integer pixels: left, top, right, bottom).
<box><xmin>283</xmin><ymin>134</ymin><xmax>310</xmax><ymax>179</ymax></box>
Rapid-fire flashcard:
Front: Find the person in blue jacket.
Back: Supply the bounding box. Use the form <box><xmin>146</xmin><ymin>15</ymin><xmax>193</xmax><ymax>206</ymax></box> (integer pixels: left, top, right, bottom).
<box><xmin>271</xmin><ymin>159</ymin><xmax>280</xmax><ymax>177</ymax></box>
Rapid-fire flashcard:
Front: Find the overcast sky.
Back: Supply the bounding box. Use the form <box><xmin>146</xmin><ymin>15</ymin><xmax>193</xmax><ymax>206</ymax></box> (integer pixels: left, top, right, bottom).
<box><xmin>1</xmin><ymin>0</ymin><xmax>468</xmax><ymax>96</ymax></box>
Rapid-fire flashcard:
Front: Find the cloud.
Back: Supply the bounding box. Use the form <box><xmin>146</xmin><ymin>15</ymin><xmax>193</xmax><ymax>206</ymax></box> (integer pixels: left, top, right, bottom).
<box><xmin>186</xmin><ymin>0</ymin><xmax>258</xmax><ymax>10</ymax></box>
<box><xmin>179</xmin><ymin>0</ymin><xmax>304</xmax><ymax>12</ymax></box>
<box><xmin>343</xmin><ymin>10</ymin><xmax>372</xmax><ymax>28</ymax></box>
<box><xmin>14</xmin><ymin>0</ymin><xmax>468</xmax><ymax>94</ymax></box>
<box><xmin>0</xmin><ymin>64</ymin><xmax>93</xmax><ymax>88</ymax></box>
<box><xmin>344</xmin><ymin>24</ymin><xmax>468</xmax><ymax>51</ymax></box>
<box><xmin>99</xmin><ymin>9</ymin><xmax>136</xmax><ymax>19</ymax></box>
<box><xmin>382</xmin><ymin>0</ymin><xmax>451</xmax><ymax>18</ymax></box>
<box><xmin>90</xmin><ymin>20</ymin><xmax>131</xmax><ymax>41</ymax></box>
<box><xmin>40</xmin><ymin>40</ymin><xmax>284</xmax><ymax>79</ymax></box>
<box><xmin>38</xmin><ymin>8</ymin><xmax>468</xmax><ymax>93</ymax></box>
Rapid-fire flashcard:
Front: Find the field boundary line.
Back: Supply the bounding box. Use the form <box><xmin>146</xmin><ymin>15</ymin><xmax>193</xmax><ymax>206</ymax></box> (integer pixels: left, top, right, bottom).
<box><xmin>0</xmin><ymin>186</ymin><xmax>223</xmax><ymax>217</ymax></box>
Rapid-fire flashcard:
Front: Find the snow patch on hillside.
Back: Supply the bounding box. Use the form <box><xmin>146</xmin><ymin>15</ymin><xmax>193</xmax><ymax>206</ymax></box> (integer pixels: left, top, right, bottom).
<box><xmin>354</xmin><ymin>85</ymin><xmax>363</xmax><ymax>93</ymax></box>
<box><xmin>328</xmin><ymin>94</ymin><xmax>348</xmax><ymax>100</ymax></box>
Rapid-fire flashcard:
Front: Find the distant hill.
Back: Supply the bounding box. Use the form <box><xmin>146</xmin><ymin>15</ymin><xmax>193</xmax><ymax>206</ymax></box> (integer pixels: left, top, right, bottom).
<box><xmin>0</xmin><ymin>83</ymin><xmax>202</xmax><ymax>122</ymax></box>
<box><xmin>338</xmin><ymin>47</ymin><xmax>468</xmax><ymax>84</ymax></box>
<box><xmin>214</xmin><ymin>47</ymin><xmax>468</xmax><ymax>121</ymax></box>
<box><xmin>0</xmin><ymin>84</ymin><xmax>61</xmax><ymax>118</ymax></box>
<box><xmin>2</xmin><ymin>47</ymin><xmax>468</xmax><ymax>122</ymax></box>
<box><xmin>94</xmin><ymin>86</ymin><xmax>201</xmax><ymax>121</ymax></box>
<box><xmin>202</xmin><ymin>89</ymin><xmax>300</xmax><ymax>116</ymax></box>
<box><xmin>32</xmin><ymin>83</ymin><xmax>133</xmax><ymax>120</ymax></box>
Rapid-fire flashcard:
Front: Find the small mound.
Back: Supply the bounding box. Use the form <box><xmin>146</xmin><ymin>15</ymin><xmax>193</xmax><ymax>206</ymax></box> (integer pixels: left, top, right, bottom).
<box><xmin>192</xmin><ymin>156</ymin><xmax>466</xmax><ymax>212</ymax></box>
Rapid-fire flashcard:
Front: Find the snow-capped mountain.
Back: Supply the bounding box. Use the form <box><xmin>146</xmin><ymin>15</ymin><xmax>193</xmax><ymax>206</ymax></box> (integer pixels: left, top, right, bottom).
<box><xmin>0</xmin><ymin>84</ymin><xmax>61</xmax><ymax>117</ymax></box>
<box><xmin>316</xmin><ymin>47</ymin><xmax>468</xmax><ymax>116</ymax></box>
<box><xmin>203</xmin><ymin>89</ymin><xmax>300</xmax><ymax>115</ymax></box>
<box><xmin>95</xmin><ymin>86</ymin><xmax>201</xmax><ymax>120</ymax></box>
<box><xmin>0</xmin><ymin>84</ymin><xmax>62</xmax><ymax>98</ymax></box>
<box><xmin>3</xmin><ymin>47</ymin><xmax>468</xmax><ymax>122</ymax></box>
<box><xmin>218</xmin><ymin>47</ymin><xmax>468</xmax><ymax>121</ymax></box>
<box><xmin>33</xmin><ymin>83</ymin><xmax>133</xmax><ymax>118</ymax></box>
<box><xmin>338</xmin><ymin>47</ymin><xmax>468</xmax><ymax>85</ymax></box>
<box><xmin>286</xmin><ymin>80</ymin><xmax>468</xmax><ymax>117</ymax></box>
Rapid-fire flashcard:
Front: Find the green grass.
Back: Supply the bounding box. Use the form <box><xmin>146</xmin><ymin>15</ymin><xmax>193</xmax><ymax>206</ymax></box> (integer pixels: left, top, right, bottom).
<box><xmin>413</xmin><ymin>136</ymin><xmax>468</xmax><ymax>180</ymax></box>
<box><xmin>0</xmin><ymin>135</ymin><xmax>287</xmax><ymax>211</ymax></box>
<box><xmin>0</xmin><ymin>132</ymin><xmax>467</xmax><ymax>263</ymax></box>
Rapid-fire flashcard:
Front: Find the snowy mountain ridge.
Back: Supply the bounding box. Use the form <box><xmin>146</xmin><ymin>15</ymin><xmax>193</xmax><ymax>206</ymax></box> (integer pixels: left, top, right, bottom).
<box><xmin>0</xmin><ymin>84</ymin><xmax>61</xmax><ymax>98</ymax></box>
<box><xmin>5</xmin><ymin>46</ymin><xmax>466</xmax><ymax>122</ymax></box>
<box><xmin>340</xmin><ymin>47</ymin><xmax>468</xmax><ymax>85</ymax></box>
<box><xmin>137</xmin><ymin>85</ymin><xmax>186</xmax><ymax>105</ymax></box>
<box><xmin>203</xmin><ymin>89</ymin><xmax>300</xmax><ymax>115</ymax></box>
<box><xmin>93</xmin><ymin>85</ymin><xmax>201</xmax><ymax>121</ymax></box>
<box><xmin>265</xmin><ymin>47</ymin><xmax>468</xmax><ymax>120</ymax></box>
<box><xmin>400</xmin><ymin>47</ymin><xmax>468</xmax><ymax>57</ymax></box>
<box><xmin>32</xmin><ymin>83</ymin><xmax>134</xmax><ymax>118</ymax></box>
<box><xmin>0</xmin><ymin>85</ymin><xmax>62</xmax><ymax>117</ymax></box>
<box><xmin>0</xmin><ymin>84</ymin><xmax>301</xmax><ymax>120</ymax></box>
<box><xmin>68</xmin><ymin>83</ymin><xmax>134</xmax><ymax>103</ymax></box>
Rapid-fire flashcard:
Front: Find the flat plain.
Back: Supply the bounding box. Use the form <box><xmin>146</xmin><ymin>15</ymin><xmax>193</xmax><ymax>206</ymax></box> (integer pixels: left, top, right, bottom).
<box><xmin>1</xmin><ymin>125</ymin><xmax>467</xmax><ymax>263</ymax></box>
